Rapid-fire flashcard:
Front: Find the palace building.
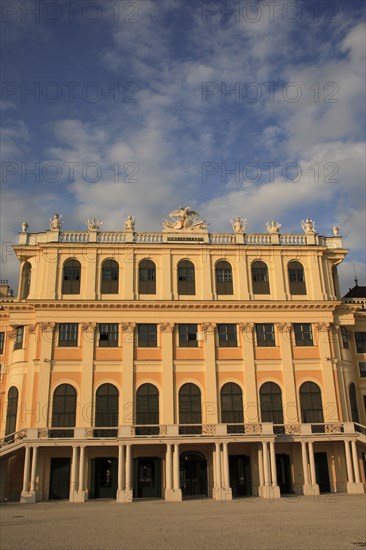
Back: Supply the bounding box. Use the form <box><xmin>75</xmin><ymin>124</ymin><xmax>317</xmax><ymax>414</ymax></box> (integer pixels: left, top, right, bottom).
<box><xmin>0</xmin><ymin>208</ymin><xmax>365</xmax><ymax>503</ymax></box>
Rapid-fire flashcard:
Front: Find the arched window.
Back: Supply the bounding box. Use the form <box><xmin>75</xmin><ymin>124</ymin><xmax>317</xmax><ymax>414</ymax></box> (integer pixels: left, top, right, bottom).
<box><xmin>177</xmin><ymin>260</ymin><xmax>195</xmax><ymax>295</ymax></box>
<box><xmin>101</xmin><ymin>259</ymin><xmax>119</xmax><ymax>294</ymax></box>
<box><xmin>252</xmin><ymin>261</ymin><xmax>270</xmax><ymax>294</ymax></box>
<box><xmin>179</xmin><ymin>383</ymin><xmax>201</xmax><ymax>434</ymax></box>
<box><xmin>51</xmin><ymin>384</ymin><xmax>77</xmax><ymax>438</ymax></box>
<box><xmin>136</xmin><ymin>383</ymin><xmax>159</xmax><ymax>435</ymax></box>
<box><xmin>62</xmin><ymin>259</ymin><xmax>81</xmax><ymax>295</ymax></box>
<box><xmin>94</xmin><ymin>383</ymin><xmax>118</xmax><ymax>437</ymax></box>
<box><xmin>139</xmin><ymin>260</ymin><xmax>156</xmax><ymax>294</ymax></box>
<box><xmin>220</xmin><ymin>382</ymin><xmax>244</xmax><ymax>433</ymax></box>
<box><xmin>5</xmin><ymin>387</ymin><xmax>18</xmax><ymax>436</ymax></box>
<box><xmin>288</xmin><ymin>261</ymin><xmax>306</xmax><ymax>295</ymax></box>
<box><xmin>216</xmin><ymin>261</ymin><xmax>233</xmax><ymax>295</ymax></box>
<box><xmin>20</xmin><ymin>262</ymin><xmax>31</xmax><ymax>300</ymax></box>
<box><xmin>260</xmin><ymin>382</ymin><xmax>284</xmax><ymax>425</ymax></box>
<box><xmin>349</xmin><ymin>383</ymin><xmax>359</xmax><ymax>423</ymax></box>
<box><xmin>299</xmin><ymin>382</ymin><xmax>324</xmax><ymax>423</ymax></box>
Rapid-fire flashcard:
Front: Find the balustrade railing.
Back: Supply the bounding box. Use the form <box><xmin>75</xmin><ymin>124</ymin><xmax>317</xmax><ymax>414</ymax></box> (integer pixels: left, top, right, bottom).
<box><xmin>59</xmin><ymin>232</ymin><xmax>89</xmax><ymax>243</ymax></box>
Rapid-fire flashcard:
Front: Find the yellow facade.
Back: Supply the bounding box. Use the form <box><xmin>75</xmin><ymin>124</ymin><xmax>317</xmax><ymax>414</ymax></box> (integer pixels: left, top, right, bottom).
<box><xmin>0</xmin><ymin>212</ymin><xmax>365</xmax><ymax>502</ymax></box>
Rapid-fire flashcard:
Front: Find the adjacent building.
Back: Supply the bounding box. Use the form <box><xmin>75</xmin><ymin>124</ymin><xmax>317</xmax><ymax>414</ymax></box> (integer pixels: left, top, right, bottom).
<box><xmin>0</xmin><ymin>209</ymin><xmax>365</xmax><ymax>503</ymax></box>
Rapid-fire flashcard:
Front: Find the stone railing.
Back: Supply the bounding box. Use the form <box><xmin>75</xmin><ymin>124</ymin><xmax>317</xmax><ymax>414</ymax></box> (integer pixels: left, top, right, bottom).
<box><xmin>134</xmin><ymin>233</ymin><xmax>163</xmax><ymax>244</ymax></box>
<box><xmin>98</xmin><ymin>232</ymin><xmax>126</xmax><ymax>244</ymax></box>
<box><xmin>59</xmin><ymin>232</ymin><xmax>89</xmax><ymax>243</ymax></box>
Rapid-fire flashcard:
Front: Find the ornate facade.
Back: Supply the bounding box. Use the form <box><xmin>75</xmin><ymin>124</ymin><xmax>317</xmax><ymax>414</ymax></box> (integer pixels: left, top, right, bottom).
<box><xmin>0</xmin><ymin>210</ymin><xmax>365</xmax><ymax>503</ymax></box>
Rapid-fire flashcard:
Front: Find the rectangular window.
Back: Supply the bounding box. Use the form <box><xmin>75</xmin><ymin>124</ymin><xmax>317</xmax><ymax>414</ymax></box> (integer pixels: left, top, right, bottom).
<box><xmin>340</xmin><ymin>326</ymin><xmax>349</xmax><ymax>349</ymax></box>
<box><xmin>13</xmin><ymin>327</ymin><xmax>24</xmax><ymax>350</ymax></box>
<box><xmin>0</xmin><ymin>332</ymin><xmax>4</xmax><ymax>354</ymax></box>
<box><xmin>293</xmin><ymin>323</ymin><xmax>313</xmax><ymax>346</ymax></box>
<box><xmin>178</xmin><ymin>324</ymin><xmax>198</xmax><ymax>347</ymax></box>
<box><xmin>137</xmin><ymin>324</ymin><xmax>157</xmax><ymax>347</ymax></box>
<box><xmin>355</xmin><ymin>332</ymin><xmax>366</xmax><ymax>353</ymax></box>
<box><xmin>98</xmin><ymin>324</ymin><xmax>118</xmax><ymax>347</ymax></box>
<box><xmin>58</xmin><ymin>323</ymin><xmax>78</xmax><ymax>347</ymax></box>
<box><xmin>256</xmin><ymin>324</ymin><xmax>275</xmax><ymax>347</ymax></box>
<box><xmin>218</xmin><ymin>324</ymin><xmax>237</xmax><ymax>347</ymax></box>
<box><xmin>359</xmin><ymin>362</ymin><xmax>366</xmax><ymax>378</ymax></box>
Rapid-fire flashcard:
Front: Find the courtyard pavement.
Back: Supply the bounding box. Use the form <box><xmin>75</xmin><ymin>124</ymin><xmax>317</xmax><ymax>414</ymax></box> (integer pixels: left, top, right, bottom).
<box><xmin>0</xmin><ymin>495</ymin><xmax>365</xmax><ymax>550</ymax></box>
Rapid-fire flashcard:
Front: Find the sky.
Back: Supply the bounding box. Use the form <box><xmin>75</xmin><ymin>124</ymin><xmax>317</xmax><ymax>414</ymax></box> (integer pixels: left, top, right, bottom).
<box><xmin>1</xmin><ymin>0</ymin><xmax>365</xmax><ymax>294</ymax></box>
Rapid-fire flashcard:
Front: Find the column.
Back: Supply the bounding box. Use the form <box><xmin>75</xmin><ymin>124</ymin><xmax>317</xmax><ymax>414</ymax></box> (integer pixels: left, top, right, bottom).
<box><xmin>308</xmin><ymin>441</ymin><xmax>319</xmax><ymax>495</ymax></box>
<box><xmin>20</xmin><ymin>447</ymin><xmax>32</xmax><ymax>503</ymax></box>
<box><xmin>201</xmin><ymin>253</ymin><xmax>213</xmax><ymax>300</ymax></box>
<box><xmin>351</xmin><ymin>441</ymin><xmax>361</xmax><ymax>485</ymax></box>
<box><xmin>164</xmin><ymin>443</ymin><xmax>180</xmax><ymax>501</ymax></box>
<box><xmin>202</xmin><ymin>323</ymin><xmax>218</xmax><ymax>424</ymax></box>
<box><xmin>277</xmin><ymin>323</ymin><xmax>298</xmax><ymax>424</ymax></box>
<box><xmin>262</xmin><ymin>441</ymin><xmax>272</xmax><ymax>498</ymax></box>
<box><xmin>121</xmin><ymin>324</ymin><xmax>135</xmax><ymax>428</ymax></box>
<box><xmin>172</xmin><ymin>444</ymin><xmax>182</xmax><ymax>501</ymax></box>
<box><xmin>344</xmin><ymin>440</ymin><xmax>354</xmax><ymax>484</ymax></box>
<box><xmin>222</xmin><ymin>443</ymin><xmax>232</xmax><ymax>500</ymax></box>
<box><xmin>257</xmin><ymin>444</ymin><xmax>264</xmax><ymax>497</ymax></box>
<box><xmin>125</xmin><ymin>444</ymin><xmax>133</xmax><ymax>495</ymax></box>
<box><xmin>317</xmin><ymin>323</ymin><xmax>339</xmax><ymax>422</ymax></box>
<box><xmin>79</xmin><ymin>323</ymin><xmax>96</xmax><ymax>428</ymax></box>
<box><xmin>240</xmin><ymin>323</ymin><xmax>258</xmax><ymax>423</ymax></box>
<box><xmin>30</xmin><ymin>447</ymin><xmax>38</xmax><ymax>493</ymax></box>
<box><xmin>214</xmin><ymin>443</ymin><xmax>222</xmax><ymax>500</ymax></box>
<box><xmin>269</xmin><ymin>441</ymin><xmax>280</xmax><ymax>498</ymax></box>
<box><xmin>117</xmin><ymin>443</ymin><xmax>132</xmax><ymax>502</ymax></box>
<box><xmin>161</xmin><ymin>253</ymin><xmax>173</xmax><ymax>300</ymax></box>
<box><xmin>160</xmin><ymin>324</ymin><xmax>175</xmax><ymax>425</ymax></box>
<box><xmin>301</xmin><ymin>442</ymin><xmax>310</xmax><ymax>486</ymax></box>
<box><xmin>74</xmin><ymin>446</ymin><xmax>86</xmax><ymax>502</ymax></box>
<box><xmin>272</xmin><ymin>253</ymin><xmax>286</xmax><ymax>300</ymax></box>
<box><xmin>123</xmin><ymin>250</ymin><xmax>135</xmax><ymax>300</ymax></box>
<box><xmin>69</xmin><ymin>446</ymin><xmax>78</xmax><ymax>502</ymax></box>
<box><xmin>36</xmin><ymin>323</ymin><xmax>55</xmax><ymax>429</ymax></box>
<box><xmin>84</xmin><ymin>248</ymin><xmax>97</xmax><ymax>300</ymax></box>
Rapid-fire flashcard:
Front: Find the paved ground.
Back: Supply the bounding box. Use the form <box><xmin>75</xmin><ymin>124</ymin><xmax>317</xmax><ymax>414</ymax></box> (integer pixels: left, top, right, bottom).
<box><xmin>0</xmin><ymin>495</ymin><xmax>365</xmax><ymax>550</ymax></box>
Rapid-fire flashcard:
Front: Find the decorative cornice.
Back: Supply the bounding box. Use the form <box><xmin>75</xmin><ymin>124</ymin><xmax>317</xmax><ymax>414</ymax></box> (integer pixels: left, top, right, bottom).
<box><xmin>201</xmin><ymin>322</ymin><xmax>216</xmax><ymax>333</ymax></box>
<box><xmin>239</xmin><ymin>322</ymin><xmax>254</xmax><ymax>332</ymax></box>
<box><xmin>40</xmin><ymin>322</ymin><xmax>55</xmax><ymax>331</ymax></box>
<box><xmin>121</xmin><ymin>322</ymin><xmax>136</xmax><ymax>332</ymax></box>
<box><xmin>159</xmin><ymin>322</ymin><xmax>174</xmax><ymax>333</ymax></box>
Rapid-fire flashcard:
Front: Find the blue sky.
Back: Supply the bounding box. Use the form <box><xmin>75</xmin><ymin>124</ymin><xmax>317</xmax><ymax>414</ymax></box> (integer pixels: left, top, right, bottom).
<box><xmin>1</xmin><ymin>0</ymin><xmax>365</xmax><ymax>293</ymax></box>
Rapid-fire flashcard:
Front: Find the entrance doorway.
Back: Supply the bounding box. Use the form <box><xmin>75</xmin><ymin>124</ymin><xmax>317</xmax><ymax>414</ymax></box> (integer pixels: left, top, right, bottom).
<box><xmin>276</xmin><ymin>454</ymin><xmax>293</xmax><ymax>494</ymax></box>
<box><xmin>314</xmin><ymin>452</ymin><xmax>331</xmax><ymax>493</ymax></box>
<box><xmin>229</xmin><ymin>455</ymin><xmax>252</xmax><ymax>497</ymax></box>
<box><xmin>133</xmin><ymin>457</ymin><xmax>162</xmax><ymax>498</ymax></box>
<box><xmin>49</xmin><ymin>458</ymin><xmax>71</xmax><ymax>500</ymax></box>
<box><xmin>180</xmin><ymin>451</ymin><xmax>208</xmax><ymax>497</ymax></box>
<box><xmin>90</xmin><ymin>457</ymin><xmax>117</xmax><ymax>499</ymax></box>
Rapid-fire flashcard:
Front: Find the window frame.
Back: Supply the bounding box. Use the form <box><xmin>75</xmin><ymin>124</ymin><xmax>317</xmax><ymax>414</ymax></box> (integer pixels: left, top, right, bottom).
<box><xmin>215</xmin><ymin>261</ymin><xmax>233</xmax><ymax>295</ymax></box>
<box><xmin>178</xmin><ymin>324</ymin><xmax>198</xmax><ymax>347</ymax></box>
<box><xmin>177</xmin><ymin>260</ymin><xmax>195</xmax><ymax>296</ymax></box>
<box><xmin>98</xmin><ymin>323</ymin><xmax>119</xmax><ymax>347</ymax></box>
<box><xmin>355</xmin><ymin>332</ymin><xmax>366</xmax><ymax>353</ymax></box>
<box><xmin>137</xmin><ymin>324</ymin><xmax>158</xmax><ymax>348</ymax></box>
<box><xmin>58</xmin><ymin>323</ymin><xmax>78</xmax><ymax>347</ymax></box>
<box><xmin>138</xmin><ymin>260</ymin><xmax>156</xmax><ymax>295</ymax></box>
<box><xmin>101</xmin><ymin>260</ymin><xmax>119</xmax><ymax>294</ymax></box>
<box><xmin>255</xmin><ymin>323</ymin><xmax>275</xmax><ymax>347</ymax></box>
<box><xmin>340</xmin><ymin>326</ymin><xmax>349</xmax><ymax>349</ymax></box>
<box><xmin>218</xmin><ymin>324</ymin><xmax>237</xmax><ymax>347</ymax></box>
<box><xmin>359</xmin><ymin>362</ymin><xmax>366</xmax><ymax>378</ymax></box>
<box><xmin>0</xmin><ymin>332</ymin><xmax>5</xmax><ymax>354</ymax></box>
<box><xmin>288</xmin><ymin>261</ymin><xmax>306</xmax><ymax>295</ymax></box>
<box><xmin>251</xmin><ymin>261</ymin><xmax>270</xmax><ymax>295</ymax></box>
<box><xmin>293</xmin><ymin>323</ymin><xmax>313</xmax><ymax>346</ymax></box>
<box><xmin>13</xmin><ymin>326</ymin><xmax>24</xmax><ymax>350</ymax></box>
<box><xmin>62</xmin><ymin>259</ymin><xmax>81</xmax><ymax>295</ymax></box>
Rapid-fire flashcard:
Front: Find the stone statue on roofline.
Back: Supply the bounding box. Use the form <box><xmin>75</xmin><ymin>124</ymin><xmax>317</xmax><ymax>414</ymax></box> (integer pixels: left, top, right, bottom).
<box><xmin>49</xmin><ymin>213</ymin><xmax>64</xmax><ymax>230</ymax></box>
<box><xmin>301</xmin><ymin>218</ymin><xmax>316</xmax><ymax>235</ymax></box>
<box><xmin>266</xmin><ymin>220</ymin><xmax>281</xmax><ymax>234</ymax></box>
<box><xmin>87</xmin><ymin>218</ymin><xmax>102</xmax><ymax>230</ymax></box>
<box><xmin>231</xmin><ymin>216</ymin><xmax>247</xmax><ymax>233</ymax></box>
<box><xmin>124</xmin><ymin>215</ymin><xmax>135</xmax><ymax>231</ymax></box>
<box><xmin>163</xmin><ymin>207</ymin><xmax>208</xmax><ymax>231</ymax></box>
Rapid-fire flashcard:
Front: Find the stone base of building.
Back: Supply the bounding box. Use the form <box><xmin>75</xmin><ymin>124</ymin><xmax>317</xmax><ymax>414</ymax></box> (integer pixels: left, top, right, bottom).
<box><xmin>212</xmin><ymin>487</ymin><xmax>233</xmax><ymax>501</ymax></box>
<box><xmin>20</xmin><ymin>491</ymin><xmax>36</xmax><ymax>504</ymax></box>
<box><xmin>347</xmin><ymin>482</ymin><xmax>364</xmax><ymax>494</ymax></box>
<box><xmin>302</xmin><ymin>484</ymin><xmax>320</xmax><ymax>496</ymax></box>
<box><xmin>260</xmin><ymin>484</ymin><xmax>281</xmax><ymax>499</ymax></box>
<box><xmin>116</xmin><ymin>489</ymin><xmax>133</xmax><ymax>503</ymax></box>
<box><xmin>72</xmin><ymin>490</ymin><xmax>88</xmax><ymax>502</ymax></box>
<box><xmin>164</xmin><ymin>488</ymin><xmax>182</xmax><ymax>501</ymax></box>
